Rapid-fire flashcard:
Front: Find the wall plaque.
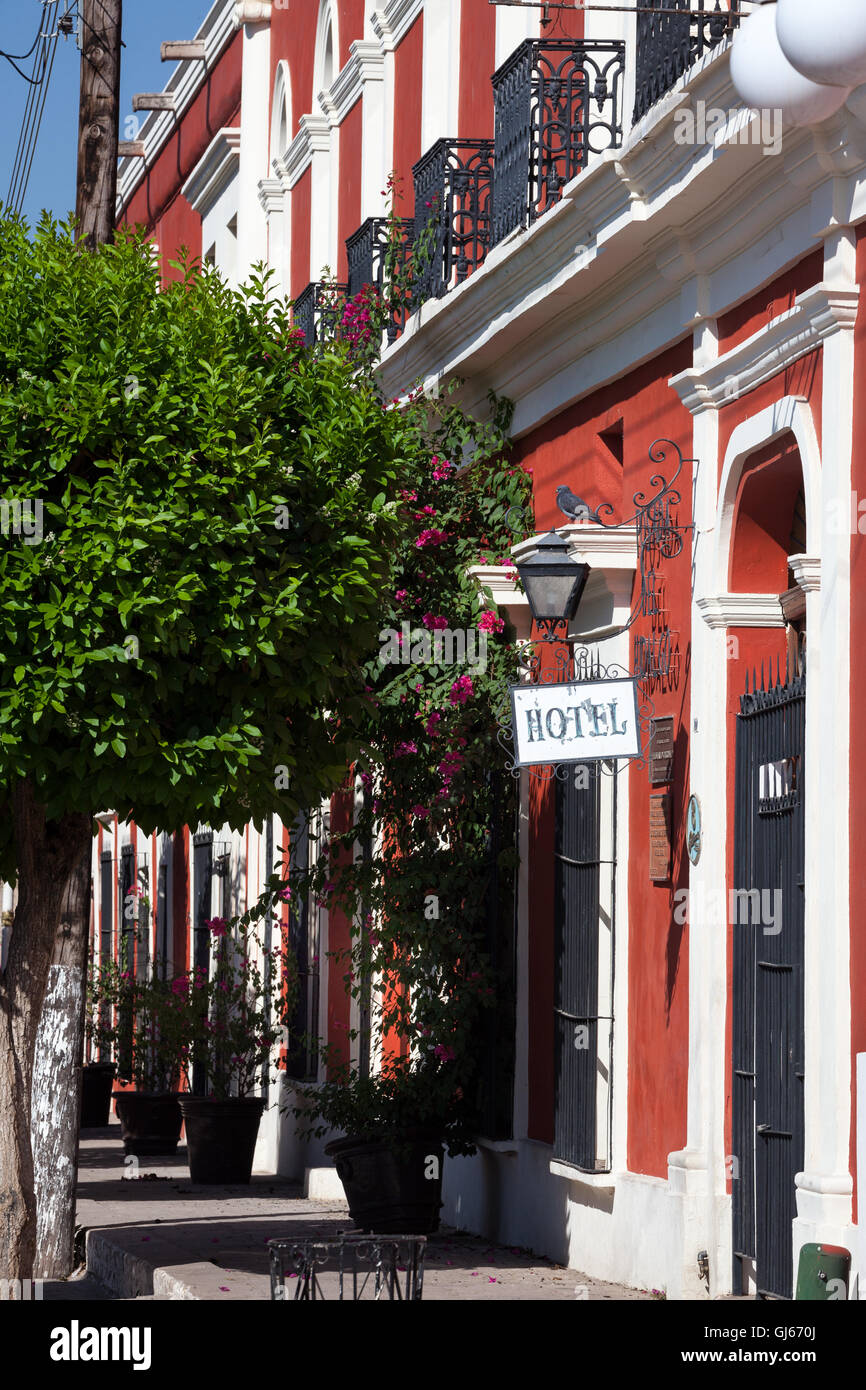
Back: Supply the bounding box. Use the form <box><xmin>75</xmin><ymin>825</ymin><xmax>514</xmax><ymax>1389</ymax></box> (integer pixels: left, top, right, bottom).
<box><xmin>649</xmin><ymin>792</ymin><xmax>672</xmax><ymax>881</ymax></box>
<box><xmin>649</xmin><ymin>716</ymin><xmax>675</xmax><ymax>785</ymax></box>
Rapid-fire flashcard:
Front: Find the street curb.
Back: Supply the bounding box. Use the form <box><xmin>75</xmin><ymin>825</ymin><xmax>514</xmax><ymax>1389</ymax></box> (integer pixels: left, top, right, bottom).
<box><xmin>85</xmin><ymin>1228</ymin><xmax>199</xmax><ymax>1300</ymax></box>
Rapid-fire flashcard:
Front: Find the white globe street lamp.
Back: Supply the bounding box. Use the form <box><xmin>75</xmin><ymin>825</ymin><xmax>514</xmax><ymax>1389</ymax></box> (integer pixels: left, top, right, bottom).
<box><xmin>730</xmin><ymin>3</ymin><xmax>850</xmax><ymax>127</ymax></box>
<box><xmin>776</xmin><ymin>0</ymin><xmax>866</xmax><ymax>90</ymax></box>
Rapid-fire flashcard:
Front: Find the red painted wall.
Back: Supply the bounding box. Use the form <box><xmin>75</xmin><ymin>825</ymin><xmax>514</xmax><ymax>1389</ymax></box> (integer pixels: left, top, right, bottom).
<box><xmin>119</xmin><ymin>36</ymin><xmax>243</xmax><ymax>278</ymax></box>
<box><xmin>717</xmin><ymin>252</ymin><xmax>824</xmax><ymax>356</ymax></box>
<box><xmin>337</xmin><ymin>0</ymin><xmax>365</xmax><ymax>69</ymax></box>
<box><xmin>459</xmin><ymin>0</ymin><xmax>497</xmax><ymax>138</ymax></box>
<box><xmin>338</xmin><ymin>99</ymin><xmax>364</xmax><ymax>283</ymax></box>
<box><xmin>393</xmin><ymin>17</ymin><xmax>424</xmax><ymax>212</ymax></box>
<box><xmin>516</xmin><ymin>343</ymin><xmax>693</xmax><ymax>1173</ymax></box>
<box><xmin>290</xmin><ymin>167</ymin><xmax>312</xmax><ymax>300</ymax></box>
<box><xmin>271</xmin><ymin>3</ymin><xmax>318</xmax><ymax>136</ymax></box>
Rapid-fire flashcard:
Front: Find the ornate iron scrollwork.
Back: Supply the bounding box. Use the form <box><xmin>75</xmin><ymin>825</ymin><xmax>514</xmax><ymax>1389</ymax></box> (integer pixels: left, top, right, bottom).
<box><xmin>292</xmin><ymin>280</ymin><xmax>348</xmax><ymax>349</ymax></box>
<box><xmin>633</xmin><ymin>0</ymin><xmax>738</xmax><ymax>125</ymax></box>
<box><xmin>492</xmin><ymin>38</ymin><xmax>625</xmax><ymax>247</ymax></box>
<box><xmin>412</xmin><ymin>139</ymin><xmax>495</xmax><ymax>307</ymax></box>
<box><xmin>345</xmin><ymin>216</ymin><xmax>415</xmax><ymax>344</ymax></box>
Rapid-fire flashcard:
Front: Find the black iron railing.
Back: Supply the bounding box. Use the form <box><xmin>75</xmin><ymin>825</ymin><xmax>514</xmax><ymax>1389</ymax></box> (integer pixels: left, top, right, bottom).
<box><xmin>492</xmin><ymin>39</ymin><xmax>625</xmax><ymax>248</ymax></box>
<box><xmin>292</xmin><ymin>280</ymin><xmax>348</xmax><ymax>348</ymax></box>
<box><xmin>412</xmin><ymin>138</ymin><xmax>494</xmax><ymax>306</ymax></box>
<box><xmin>633</xmin><ymin>1</ymin><xmax>736</xmax><ymax>124</ymax></box>
<box><xmin>345</xmin><ymin>216</ymin><xmax>414</xmax><ymax>343</ymax></box>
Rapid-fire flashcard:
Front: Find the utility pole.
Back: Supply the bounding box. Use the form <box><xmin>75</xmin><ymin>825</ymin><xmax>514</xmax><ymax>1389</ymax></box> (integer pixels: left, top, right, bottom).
<box><xmin>31</xmin><ymin>0</ymin><xmax>123</xmax><ymax>1280</ymax></box>
<box><xmin>75</xmin><ymin>0</ymin><xmax>123</xmax><ymax>248</ymax></box>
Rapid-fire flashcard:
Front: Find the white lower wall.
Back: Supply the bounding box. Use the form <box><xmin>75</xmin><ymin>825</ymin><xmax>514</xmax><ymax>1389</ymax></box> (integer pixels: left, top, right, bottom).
<box><xmin>442</xmin><ymin>1140</ymin><xmax>678</xmax><ymax>1293</ymax></box>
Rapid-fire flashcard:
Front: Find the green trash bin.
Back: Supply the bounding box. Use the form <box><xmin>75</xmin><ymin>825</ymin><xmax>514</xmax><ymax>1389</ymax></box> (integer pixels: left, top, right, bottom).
<box><xmin>795</xmin><ymin>1243</ymin><xmax>850</xmax><ymax>1300</ymax></box>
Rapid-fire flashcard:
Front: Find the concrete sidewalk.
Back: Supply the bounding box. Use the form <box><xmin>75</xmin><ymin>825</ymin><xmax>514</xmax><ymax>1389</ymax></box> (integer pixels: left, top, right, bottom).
<box><xmin>75</xmin><ymin>1125</ymin><xmax>653</xmax><ymax>1301</ymax></box>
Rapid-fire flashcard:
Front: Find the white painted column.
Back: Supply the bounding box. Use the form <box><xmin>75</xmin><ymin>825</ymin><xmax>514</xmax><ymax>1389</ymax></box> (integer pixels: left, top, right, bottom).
<box><xmin>235</xmin><ymin>2</ymin><xmax>272</xmax><ymax>282</ymax></box>
<box><xmin>307</xmin><ymin>115</ymin><xmax>335</xmax><ymax>280</ymax></box>
<box><xmin>793</xmin><ymin>229</ymin><xmax>859</xmax><ymax>1268</ymax></box>
<box><xmin>358</xmin><ymin>46</ymin><xmax>387</xmax><ymax>220</ymax></box>
<box><xmin>495</xmin><ymin>2</ymin><xmax>537</xmax><ymax>68</ymax></box>
<box><xmin>422</xmin><ymin>0</ymin><xmax>461</xmax><ymax>147</ymax></box>
<box><xmin>666</xmin><ymin>313</ymin><xmax>729</xmax><ymax>1300</ymax></box>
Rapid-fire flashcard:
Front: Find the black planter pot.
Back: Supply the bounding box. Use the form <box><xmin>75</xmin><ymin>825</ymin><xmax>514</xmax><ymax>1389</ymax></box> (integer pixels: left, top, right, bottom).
<box><xmin>113</xmin><ymin>1091</ymin><xmax>183</xmax><ymax>1157</ymax></box>
<box><xmin>79</xmin><ymin>1063</ymin><xmax>116</xmax><ymax>1129</ymax></box>
<box><xmin>325</xmin><ymin>1134</ymin><xmax>444</xmax><ymax>1234</ymax></box>
<box><xmin>179</xmin><ymin>1096</ymin><xmax>265</xmax><ymax>1184</ymax></box>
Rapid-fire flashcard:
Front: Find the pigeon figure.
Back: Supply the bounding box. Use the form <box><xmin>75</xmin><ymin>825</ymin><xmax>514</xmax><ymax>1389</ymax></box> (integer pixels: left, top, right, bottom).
<box><xmin>556</xmin><ymin>484</ymin><xmax>602</xmax><ymax>525</ymax></box>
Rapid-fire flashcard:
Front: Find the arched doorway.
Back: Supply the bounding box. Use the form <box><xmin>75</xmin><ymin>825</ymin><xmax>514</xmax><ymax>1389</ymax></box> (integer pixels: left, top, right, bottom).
<box><xmin>730</xmin><ymin>431</ymin><xmax>807</xmax><ymax>1300</ymax></box>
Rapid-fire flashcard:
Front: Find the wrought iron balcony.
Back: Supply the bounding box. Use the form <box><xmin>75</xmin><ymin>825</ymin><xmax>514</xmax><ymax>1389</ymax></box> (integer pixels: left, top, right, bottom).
<box><xmin>292</xmin><ymin>280</ymin><xmax>347</xmax><ymax>348</ymax></box>
<box><xmin>412</xmin><ymin>138</ymin><xmax>494</xmax><ymax>307</ymax></box>
<box><xmin>633</xmin><ymin>1</ymin><xmax>737</xmax><ymax>124</ymax></box>
<box><xmin>345</xmin><ymin>216</ymin><xmax>414</xmax><ymax>343</ymax></box>
<box><xmin>492</xmin><ymin>38</ymin><xmax>625</xmax><ymax>249</ymax></box>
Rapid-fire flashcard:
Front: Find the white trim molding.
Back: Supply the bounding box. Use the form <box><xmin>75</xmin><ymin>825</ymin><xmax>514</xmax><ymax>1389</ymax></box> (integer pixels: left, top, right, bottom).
<box><xmin>669</xmin><ymin>286</ymin><xmax>860</xmax><ymax>415</ymax></box>
<box><xmin>788</xmin><ymin>553</ymin><xmax>821</xmax><ymax>593</ymax></box>
<box><xmin>326</xmin><ymin>40</ymin><xmax>385</xmax><ymax>125</ymax></box>
<box><xmin>182</xmin><ymin>127</ymin><xmax>241</xmax><ymax>214</ymax></box>
<box><xmin>276</xmin><ymin>114</ymin><xmax>332</xmax><ymax>189</ymax></box>
<box><xmin>370</xmin><ymin>0</ymin><xmax>423</xmax><ymax>51</ymax></box>
<box><xmin>697</xmin><ymin>594</ymin><xmax>786</xmax><ymax>630</ymax></box>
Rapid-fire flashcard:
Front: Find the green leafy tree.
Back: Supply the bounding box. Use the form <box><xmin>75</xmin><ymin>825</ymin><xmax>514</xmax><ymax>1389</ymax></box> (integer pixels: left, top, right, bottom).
<box><xmin>0</xmin><ymin>213</ymin><xmax>414</xmax><ymax>1280</ymax></box>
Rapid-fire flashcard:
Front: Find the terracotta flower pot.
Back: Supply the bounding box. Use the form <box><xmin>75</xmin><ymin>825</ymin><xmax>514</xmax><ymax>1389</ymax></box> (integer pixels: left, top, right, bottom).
<box><xmin>325</xmin><ymin>1133</ymin><xmax>444</xmax><ymax>1234</ymax></box>
<box><xmin>179</xmin><ymin>1096</ymin><xmax>265</xmax><ymax>1184</ymax></box>
<box><xmin>113</xmin><ymin>1091</ymin><xmax>183</xmax><ymax>1156</ymax></box>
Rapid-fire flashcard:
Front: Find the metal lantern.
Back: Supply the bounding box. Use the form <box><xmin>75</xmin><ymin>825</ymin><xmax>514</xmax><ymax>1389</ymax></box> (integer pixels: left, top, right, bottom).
<box><xmin>731</xmin><ymin>5</ymin><xmax>850</xmax><ymax>127</ymax></box>
<box><xmin>514</xmin><ymin>530</ymin><xmax>590</xmax><ymax>627</ymax></box>
<box><xmin>776</xmin><ymin>0</ymin><xmax>866</xmax><ymax>90</ymax></box>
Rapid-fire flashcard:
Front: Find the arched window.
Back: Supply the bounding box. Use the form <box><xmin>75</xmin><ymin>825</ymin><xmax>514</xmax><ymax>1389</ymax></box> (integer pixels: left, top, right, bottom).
<box><xmin>314</xmin><ymin>1</ymin><xmax>338</xmax><ymax>96</ymax></box>
<box><xmin>271</xmin><ymin>60</ymin><xmax>292</xmax><ymax>163</ymax></box>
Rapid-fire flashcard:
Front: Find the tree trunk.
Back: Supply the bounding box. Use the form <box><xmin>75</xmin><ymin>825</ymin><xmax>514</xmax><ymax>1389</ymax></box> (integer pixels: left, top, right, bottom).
<box><xmin>32</xmin><ymin>844</ymin><xmax>92</xmax><ymax>1278</ymax></box>
<box><xmin>0</xmin><ymin>780</ymin><xmax>91</xmax><ymax>1283</ymax></box>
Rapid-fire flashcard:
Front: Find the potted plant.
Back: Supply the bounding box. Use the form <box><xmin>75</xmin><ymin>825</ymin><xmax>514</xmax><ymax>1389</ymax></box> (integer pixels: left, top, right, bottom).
<box><xmin>87</xmin><ymin>957</ymin><xmax>191</xmax><ymax>1155</ymax></box>
<box><xmin>179</xmin><ymin>901</ymin><xmax>298</xmax><ymax>1184</ymax></box>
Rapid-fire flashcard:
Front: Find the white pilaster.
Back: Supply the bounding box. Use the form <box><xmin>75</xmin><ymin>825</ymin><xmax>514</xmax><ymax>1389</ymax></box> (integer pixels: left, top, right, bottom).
<box><xmin>235</xmin><ymin>6</ymin><xmax>272</xmax><ymax>282</ymax></box>
<box><xmin>422</xmin><ymin>0</ymin><xmax>461</xmax><ymax>148</ymax></box>
<box><xmin>793</xmin><ymin>228</ymin><xmax>859</xmax><ymax>1272</ymax></box>
<box><xmin>666</xmin><ymin>314</ymin><xmax>728</xmax><ymax>1299</ymax></box>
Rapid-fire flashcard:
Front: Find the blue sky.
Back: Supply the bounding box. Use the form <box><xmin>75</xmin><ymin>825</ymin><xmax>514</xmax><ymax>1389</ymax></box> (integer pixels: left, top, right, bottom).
<box><xmin>1</xmin><ymin>0</ymin><xmax>212</xmax><ymax>225</ymax></box>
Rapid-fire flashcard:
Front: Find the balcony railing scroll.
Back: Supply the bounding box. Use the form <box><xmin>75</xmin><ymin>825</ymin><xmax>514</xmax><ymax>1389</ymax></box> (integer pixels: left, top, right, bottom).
<box><xmin>345</xmin><ymin>216</ymin><xmax>414</xmax><ymax>343</ymax></box>
<box><xmin>412</xmin><ymin>138</ymin><xmax>495</xmax><ymax>308</ymax></box>
<box><xmin>491</xmin><ymin>38</ymin><xmax>625</xmax><ymax>248</ymax></box>
<box><xmin>633</xmin><ymin>0</ymin><xmax>737</xmax><ymax>124</ymax></box>
<box><xmin>292</xmin><ymin>280</ymin><xmax>348</xmax><ymax>349</ymax></box>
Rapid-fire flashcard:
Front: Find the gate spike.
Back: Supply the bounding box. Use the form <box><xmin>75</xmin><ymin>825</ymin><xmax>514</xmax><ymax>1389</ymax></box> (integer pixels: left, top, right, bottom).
<box><xmin>745</xmin><ymin>668</ymin><xmax>750</xmax><ymax>694</ymax></box>
<box><xmin>760</xmin><ymin>660</ymin><xmax>765</xmax><ymax>692</ymax></box>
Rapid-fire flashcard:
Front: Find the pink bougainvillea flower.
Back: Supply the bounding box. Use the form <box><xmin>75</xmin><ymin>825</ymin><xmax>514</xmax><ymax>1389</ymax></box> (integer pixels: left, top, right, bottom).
<box><xmin>171</xmin><ymin>976</ymin><xmax>188</xmax><ymax>996</ymax></box>
<box><xmin>278</xmin><ymin>887</ymin><xmax>292</xmax><ymax>901</ymax></box>
<box><xmin>434</xmin><ymin>1043</ymin><xmax>456</xmax><ymax>1062</ymax></box>
<box><xmin>395</xmin><ymin>589</ymin><xmax>409</xmax><ymax>602</ymax></box>
<box><xmin>432</xmin><ymin>457</ymin><xmax>453</xmax><ymax>481</ymax></box>
<box><xmin>360</xmin><ymin>772</ymin><xmax>373</xmax><ymax>790</ymax></box>
<box><xmin>478</xmin><ymin>609</ymin><xmax>505</xmax><ymax>634</ymax></box>
<box><xmin>415</xmin><ymin>528</ymin><xmax>448</xmax><ymax>549</ymax></box>
<box><xmin>206</xmin><ymin>916</ymin><xmax>228</xmax><ymax>937</ymax></box>
<box><xmin>425</xmin><ymin>712</ymin><xmax>442</xmax><ymax>736</ymax></box>
<box><xmin>449</xmin><ymin>675</ymin><xmax>474</xmax><ymax>706</ymax></box>
<box><xmin>422</xmin><ymin>613</ymin><xmax>449</xmax><ymax>631</ymax></box>
<box><xmin>411</xmin><ymin>804</ymin><xmax>430</xmax><ymax>819</ymax></box>
<box><xmin>395</xmin><ymin>741</ymin><xmax>418</xmax><ymax>756</ymax></box>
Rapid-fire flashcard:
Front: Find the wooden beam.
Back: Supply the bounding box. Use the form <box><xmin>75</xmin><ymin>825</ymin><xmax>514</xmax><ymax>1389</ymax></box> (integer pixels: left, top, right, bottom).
<box><xmin>132</xmin><ymin>92</ymin><xmax>177</xmax><ymax>112</ymax></box>
<box><xmin>160</xmin><ymin>40</ymin><xmax>207</xmax><ymax>61</ymax></box>
<box><xmin>75</xmin><ymin>0</ymin><xmax>121</xmax><ymax>250</ymax></box>
<box><xmin>117</xmin><ymin>141</ymin><xmax>146</xmax><ymax>158</ymax></box>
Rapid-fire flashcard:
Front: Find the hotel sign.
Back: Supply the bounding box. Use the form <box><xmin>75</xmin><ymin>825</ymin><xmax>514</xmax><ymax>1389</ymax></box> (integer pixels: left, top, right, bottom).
<box><xmin>509</xmin><ymin>677</ymin><xmax>642</xmax><ymax>767</ymax></box>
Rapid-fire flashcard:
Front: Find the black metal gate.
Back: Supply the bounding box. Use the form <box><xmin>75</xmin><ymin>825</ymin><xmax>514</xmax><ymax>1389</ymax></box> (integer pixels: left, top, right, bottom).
<box><xmin>732</xmin><ymin>665</ymin><xmax>805</xmax><ymax>1299</ymax></box>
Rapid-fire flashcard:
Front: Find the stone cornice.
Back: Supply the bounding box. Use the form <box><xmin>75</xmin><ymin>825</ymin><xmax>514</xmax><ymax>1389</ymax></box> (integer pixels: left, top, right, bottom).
<box><xmin>697</xmin><ymin>594</ymin><xmax>786</xmax><ymax>630</ymax></box>
<box><xmin>233</xmin><ymin>1</ymin><xmax>271</xmax><ymax>26</ymax></box>
<box><xmin>669</xmin><ymin>286</ymin><xmax>860</xmax><ymax>415</ymax></box>
<box><xmin>257</xmin><ymin>176</ymin><xmax>283</xmax><ymax>217</ymax></box>
<box><xmin>276</xmin><ymin>114</ymin><xmax>331</xmax><ymax>189</ymax></box>
<box><xmin>181</xmin><ymin>127</ymin><xmax>241</xmax><ymax>214</ymax></box>
<box><xmin>370</xmin><ymin>0</ymin><xmax>423</xmax><ymax>51</ymax></box>
<box><xmin>322</xmin><ymin>41</ymin><xmax>385</xmax><ymax>124</ymax></box>
<box><xmin>788</xmin><ymin>553</ymin><xmax>821</xmax><ymax>593</ymax></box>
<box><xmin>117</xmin><ymin>0</ymin><xmax>238</xmax><ymax>212</ymax></box>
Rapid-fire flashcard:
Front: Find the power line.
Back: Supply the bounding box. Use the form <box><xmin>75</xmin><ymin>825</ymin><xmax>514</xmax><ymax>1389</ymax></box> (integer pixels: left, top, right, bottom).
<box><xmin>7</xmin><ymin>3</ymin><xmax>62</xmax><ymax>215</ymax></box>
